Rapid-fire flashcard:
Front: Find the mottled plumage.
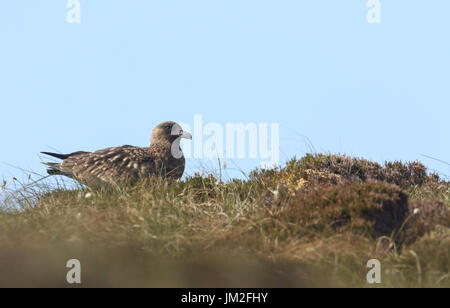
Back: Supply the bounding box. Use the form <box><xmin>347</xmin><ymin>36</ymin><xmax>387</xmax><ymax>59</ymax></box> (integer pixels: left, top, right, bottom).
<box><xmin>42</xmin><ymin>121</ymin><xmax>192</xmax><ymax>187</ymax></box>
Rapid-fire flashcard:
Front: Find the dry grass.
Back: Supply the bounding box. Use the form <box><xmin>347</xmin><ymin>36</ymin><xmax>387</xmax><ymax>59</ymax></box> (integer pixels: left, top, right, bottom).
<box><xmin>0</xmin><ymin>153</ymin><xmax>448</xmax><ymax>287</ymax></box>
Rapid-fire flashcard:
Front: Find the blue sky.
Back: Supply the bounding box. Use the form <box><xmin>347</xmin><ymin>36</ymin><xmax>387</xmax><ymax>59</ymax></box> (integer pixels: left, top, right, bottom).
<box><xmin>0</xmin><ymin>1</ymin><xmax>449</xmax><ymax>185</ymax></box>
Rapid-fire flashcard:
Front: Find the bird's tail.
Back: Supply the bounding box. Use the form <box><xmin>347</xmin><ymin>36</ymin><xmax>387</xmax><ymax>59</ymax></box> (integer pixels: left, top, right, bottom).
<box><xmin>42</xmin><ymin>162</ymin><xmax>66</xmax><ymax>176</ymax></box>
<box><xmin>41</xmin><ymin>151</ymin><xmax>88</xmax><ymax>177</ymax></box>
<box><xmin>41</xmin><ymin>151</ymin><xmax>89</xmax><ymax>160</ymax></box>
<box><xmin>41</xmin><ymin>152</ymin><xmax>71</xmax><ymax>160</ymax></box>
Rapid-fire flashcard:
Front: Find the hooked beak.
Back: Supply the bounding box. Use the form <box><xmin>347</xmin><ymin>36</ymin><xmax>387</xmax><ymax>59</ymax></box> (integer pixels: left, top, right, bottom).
<box><xmin>179</xmin><ymin>131</ymin><xmax>192</xmax><ymax>140</ymax></box>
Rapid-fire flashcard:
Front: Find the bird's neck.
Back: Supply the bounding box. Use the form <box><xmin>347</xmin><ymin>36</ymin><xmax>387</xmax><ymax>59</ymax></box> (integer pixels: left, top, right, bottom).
<box><xmin>149</xmin><ymin>140</ymin><xmax>179</xmax><ymax>153</ymax></box>
<box><xmin>149</xmin><ymin>140</ymin><xmax>184</xmax><ymax>161</ymax></box>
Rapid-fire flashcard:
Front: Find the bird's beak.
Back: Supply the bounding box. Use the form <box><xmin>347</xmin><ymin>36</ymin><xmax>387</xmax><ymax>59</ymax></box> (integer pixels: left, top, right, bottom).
<box><xmin>179</xmin><ymin>131</ymin><xmax>192</xmax><ymax>140</ymax></box>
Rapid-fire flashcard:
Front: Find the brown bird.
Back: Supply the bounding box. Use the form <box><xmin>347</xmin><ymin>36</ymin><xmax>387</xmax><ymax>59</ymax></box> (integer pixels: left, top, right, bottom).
<box><xmin>41</xmin><ymin>121</ymin><xmax>192</xmax><ymax>187</ymax></box>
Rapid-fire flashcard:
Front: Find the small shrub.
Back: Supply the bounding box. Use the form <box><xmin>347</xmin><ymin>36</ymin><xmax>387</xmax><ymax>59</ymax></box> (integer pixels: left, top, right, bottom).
<box><xmin>251</xmin><ymin>154</ymin><xmax>439</xmax><ymax>197</ymax></box>
<box><xmin>285</xmin><ymin>181</ymin><xmax>409</xmax><ymax>239</ymax></box>
<box><xmin>404</xmin><ymin>200</ymin><xmax>450</xmax><ymax>244</ymax></box>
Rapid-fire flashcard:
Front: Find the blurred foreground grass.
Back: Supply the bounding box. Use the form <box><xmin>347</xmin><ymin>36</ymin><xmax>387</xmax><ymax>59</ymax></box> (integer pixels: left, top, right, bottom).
<box><xmin>0</xmin><ymin>154</ymin><xmax>449</xmax><ymax>287</ymax></box>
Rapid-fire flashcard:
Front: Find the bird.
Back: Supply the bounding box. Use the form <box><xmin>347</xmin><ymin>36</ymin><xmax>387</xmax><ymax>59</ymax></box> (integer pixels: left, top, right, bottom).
<box><xmin>41</xmin><ymin>121</ymin><xmax>192</xmax><ymax>187</ymax></box>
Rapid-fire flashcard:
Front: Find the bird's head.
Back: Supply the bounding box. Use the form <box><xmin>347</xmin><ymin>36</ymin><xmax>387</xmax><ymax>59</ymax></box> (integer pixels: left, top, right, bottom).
<box><xmin>150</xmin><ymin>121</ymin><xmax>192</xmax><ymax>145</ymax></box>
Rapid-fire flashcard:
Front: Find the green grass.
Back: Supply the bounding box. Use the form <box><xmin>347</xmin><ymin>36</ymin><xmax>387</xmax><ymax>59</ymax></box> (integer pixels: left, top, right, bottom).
<box><xmin>0</xmin><ymin>153</ymin><xmax>449</xmax><ymax>287</ymax></box>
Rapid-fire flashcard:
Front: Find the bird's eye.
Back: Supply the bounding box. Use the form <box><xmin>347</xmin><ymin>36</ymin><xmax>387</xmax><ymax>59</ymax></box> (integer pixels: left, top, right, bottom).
<box><xmin>164</xmin><ymin>125</ymin><xmax>171</xmax><ymax>130</ymax></box>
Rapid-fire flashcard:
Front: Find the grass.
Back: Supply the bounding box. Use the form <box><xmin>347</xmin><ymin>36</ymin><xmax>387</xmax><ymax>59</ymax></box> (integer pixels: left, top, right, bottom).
<box><xmin>0</xmin><ymin>153</ymin><xmax>449</xmax><ymax>287</ymax></box>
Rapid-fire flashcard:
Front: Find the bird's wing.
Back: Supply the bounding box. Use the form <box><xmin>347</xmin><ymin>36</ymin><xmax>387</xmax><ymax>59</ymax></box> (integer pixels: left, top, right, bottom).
<box><xmin>60</xmin><ymin>145</ymin><xmax>155</xmax><ymax>186</ymax></box>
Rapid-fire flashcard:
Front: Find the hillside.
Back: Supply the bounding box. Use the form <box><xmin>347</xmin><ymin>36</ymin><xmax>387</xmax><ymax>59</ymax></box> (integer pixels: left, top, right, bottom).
<box><xmin>0</xmin><ymin>153</ymin><xmax>449</xmax><ymax>287</ymax></box>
